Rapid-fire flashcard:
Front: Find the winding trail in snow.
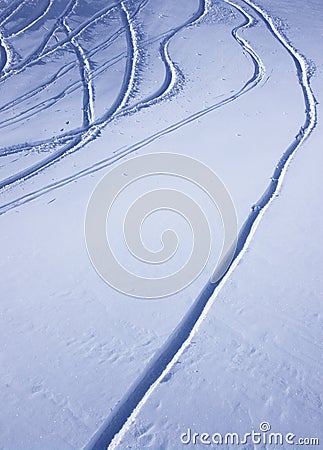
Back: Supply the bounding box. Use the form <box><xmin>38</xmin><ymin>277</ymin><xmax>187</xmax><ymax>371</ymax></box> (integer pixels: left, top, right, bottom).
<box><xmin>0</xmin><ymin>0</ymin><xmax>77</xmax><ymax>82</ymax></box>
<box><xmin>0</xmin><ymin>0</ymin><xmax>207</xmax><ymax>193</ymax></box>
<box><xmin>62</xmin><ymin>15</ymin><xmax>95</xmax><ymax>128</ymax></box>
<box><xmin>0</xmin><ymin>6</ymin><xmax>200</xmax><ymax>127</ymax></box>
<box><xmin>6</xmin><ymin>0</ymin><xmax>53</xmax><ymax>38</ymax></box>
<box><xmin>0</xmin><ymin>0</ymin><xmax>265</xmax><ymax>214</ymax></box>
<box><xmin>128</xmin><ymin>0</ymin><xmax>207</xmax><ymax>110</ymax></box>
<box><xmin>0</xmin><ymin>2</ymin><xmax>146</xmax><ymax>135</ymax></box>
<box><xmin>0</xmin><ymin>0</ymin><xmax>141</xmax><ymax>191</ymax></box>
<box><xmin>0</xmin><ymin>0</ymin><xmax>185</xmax><ymax>148</ymax></box>
<box><xmin>0</xmin><ymin>0</ymin><xmax>121</xmax><ymax>84</ymax></box>
<box><xmin>83</xmin><ymin>1</ymin><xmax>317</xmax><ymax>449</ymax></box>
<box><xmin>0</xmin><ymin>0</ymin><xmax>25</xmax><ymax>26</ymax></box>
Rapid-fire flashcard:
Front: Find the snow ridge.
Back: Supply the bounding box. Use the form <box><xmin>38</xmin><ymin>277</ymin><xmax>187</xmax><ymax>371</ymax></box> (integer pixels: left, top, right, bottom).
<box><xmin>62</xmin><ymin>15</ymin><xmax>95</xmax><ymax>127</ymax></box>
<box><xmin>0</xmin><ymin>0</ymin><xmax>24</xmax><ymax>27</ymax></box>
<box><xmin>7</xmin><ymin>0</ymin><xmax>53</xmax><ymax>39</ymax></box>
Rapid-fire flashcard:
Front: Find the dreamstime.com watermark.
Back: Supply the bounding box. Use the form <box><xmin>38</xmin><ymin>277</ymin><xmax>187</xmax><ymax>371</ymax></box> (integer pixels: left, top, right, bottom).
<box><xmin>180</xmin><ymin>422</ymin><xmax>320</xmax><ymax>446</ymax></box>
<box><xmin>84</xmin><ymin>153</ymin><xmax>237</xmax><ymax>299</ymax></box>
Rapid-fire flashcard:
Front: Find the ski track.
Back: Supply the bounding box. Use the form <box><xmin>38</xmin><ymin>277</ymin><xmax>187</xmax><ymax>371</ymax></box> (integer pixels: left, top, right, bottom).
<box><xmin>0</xmin><ymin>0</ymin><xmax>189</xmax><ymax>131</ymax></box>
<box><xmin>0</xmin><ymin>50</ymin><xmax>129</xmax><ymax>133</ymax></box>
<box><xmin>0</xmin><ymin>0</ymin><xmax>207</xmax><ymax>152</ymax></box>
<box><xmin>0</xmin><ymin>0</ymin><xmax>265</xmax><ymax>213</ymax></box>
<box><xmin>0</xmin><ymin>0</ymin><xmax>142</xmax><ymax>189</ymax></box>
<box><xmin>6</xmin><ymin>0</ymin><xmax>53</xmax><ymax>39</ymax></box>
<box><xmin>0</xmin><ymin>14</ymin><xmax>182</xmax><ymax>123</ymax></box>
<box><xmin>0</xmin><ymin>4</ymin><xmax>142</xmax><ymax>132</ymax></box>
<box><xmin>0</xmin><ymin>0</ymin><xmax>25</xmax><ymax>26</ymax></box>
<box><xmin>0</xmin><ymin>0</ymin><xmax>150</xmax><ymax>153</ymax></box>
<box><xmin>41</xmin><ymin>0</ymin><xmax>123</xmax><ymax>63</ymax></box>
<box><xmin>0</xmin><ymin>1</ymin><xmax>161</xmax><ymax>147</ymax></box>
<box><xmin>0</xmin><ymin>0</ymin><xmax>207</xmax><ymax>191</ymax></box>
<box><xmin>0</xmin><ymin>0</ymin><xmax>122</xmax><ymax>85</ymax></box>
<box><xmin>0</xmin><ymin>0</ymin><xmax>77</xmax><ymax>83</ymax></box>
<box><xmin>128</xmin><ymin>0</ymin><xmax>208</xmax><ymax>110</ymax></box>
<box><xmin>0</xmin><ymin>1</ymin><xmax>317</xmax><ymax>447</ymax></box>
<box><xmin>62</xmin><ymin>15</ymin><xmax>95</xmax><ymax>127</ymax></box>
<box><xmin>82</xmin><ymin>1</ymin><xmax>317</xmax><ymax>449</ymax></box>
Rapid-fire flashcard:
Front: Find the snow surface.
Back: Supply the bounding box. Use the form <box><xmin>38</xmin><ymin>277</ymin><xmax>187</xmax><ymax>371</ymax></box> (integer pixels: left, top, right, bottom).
<box><xmin>0</xmin><ymin>0</ymin><xmax>322</xmax><ymax>449</ymax></box>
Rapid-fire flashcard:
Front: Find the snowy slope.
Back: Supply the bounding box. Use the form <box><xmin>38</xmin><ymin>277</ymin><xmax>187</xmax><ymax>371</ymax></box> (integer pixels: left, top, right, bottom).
<box><xmin>115</xmin><ymin>1</ymin><xmax>323</xmax><ymax>449</ymax></box>
<box><xmin>0</xmin><ymin>0</ymin><xmax>322</xmax><ymax>449</ymax></box>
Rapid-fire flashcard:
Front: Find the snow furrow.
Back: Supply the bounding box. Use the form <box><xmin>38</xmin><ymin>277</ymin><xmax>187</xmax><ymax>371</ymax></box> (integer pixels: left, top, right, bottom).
<box><xmin>7</xmin><ymin>0</ymin><xmax>53</xmax><ymax>39</ymax></box>
<box><xmin>0</xmin><ymin>0</ymin><xmax>25</xmax><ymax>26</ymax></box>
<box><xmin>0</xmin><ymin>0</ymin><xmax>77</xmax><ymax>82</ymax></box>
<box><xmin>118</xmin><ymin>0</ymin><xmax>208</xmax><ymax>115</ymax></box>
<box><xmin>83</xmin><ymin>1</ymin><xmax>317</xmax><ymax>449</ymax></box>
<box><xmin>0</xmin><ymin>0</ymin><xmax>122</xmax><ymax>85</ymax></box>
<box><xmin>62</xmin><ymin>16</ymin><xmax>95</xmax><ymax>127</ymax></box>
<box><xmin>0</xmin><ymin>1</ymin><xmax>265</xmax><ymax>212</ymax></box>
<box><xmin>0</xmin><ymin>1</ymin><xmax>148</xmax><ymax>126</ymax></box>
<box><xmin>0</xmin><ymin>0</ymin><xmax>142</xmax><ymax>190</ymax></box>
<box><xmin>106</xmin><ymin>0</ymin><xmax>139</xmax><ymax>116</ymax></box>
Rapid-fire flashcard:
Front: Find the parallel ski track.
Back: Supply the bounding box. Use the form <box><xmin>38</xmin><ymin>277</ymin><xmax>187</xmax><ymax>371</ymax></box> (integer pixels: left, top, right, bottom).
<box><xmin>83</xmin><ymin>1</ymin><xmax>317</xmax><ymax>449</ymax></box>
<box><xmin>0</xmin><ymin>11</ymin><xmax>183</xmax><ymax>124</ymax></box>
<box><xmin>0</xmin><ymin>0</ymin><xmax>25</xmax><ymax>26</ymax></box>
<box><xmin>0</xmin><ymin>1</ymin><xmax>317</xmax><ymax>448</ymax></box>
<box><xmin>0</xmin><ymin>0</ymin><xmax>121</xmax><ymax>84</ymax></box>
<box><xmin>0</xmin><ymin>0</ymin><xmax>194</xmax><ymax>146</ymax></box>
<box><xmin>127</xmin><ymin>0</ymin><xmax>207</xmax><ymax>110</ymax></box>
<box><xmin>0</xmin><ymin>0</ymin><xmax>143</xmax><ymax>190</ymax></box>
<box><xmin>0</xmin><ymin>0</ymin><xmax>209</xmax><ymax>193</ymax></box>
<box><xmin>0</xmin><ymin>2</ymin><xmax>145</xmax><ymax>134</ymax></box>
<box><xmin>0</xmin><ymin>0</ymin><xmax>77</xmax><ymax>83</ymax></box>
<box><xmin>6</xmin><ymin>0</ymin><xmax>53</xmax><ymax>38</ymax></box>
<box><xmin>0</xmin><ymin>0</ymin><xmax>265</xmax><ymax>214</ymax></box>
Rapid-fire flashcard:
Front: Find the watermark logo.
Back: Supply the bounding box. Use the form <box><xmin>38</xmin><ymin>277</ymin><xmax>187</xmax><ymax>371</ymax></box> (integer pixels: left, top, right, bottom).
<box><xmin>180</xmin><ymin>422</ymin><xmax>320</xmax><ymax>446</ymax></box>
<box><xmin>84</xmin><ymin>153</ymin><xmax>237</xmax><ymax>298</ymax></box>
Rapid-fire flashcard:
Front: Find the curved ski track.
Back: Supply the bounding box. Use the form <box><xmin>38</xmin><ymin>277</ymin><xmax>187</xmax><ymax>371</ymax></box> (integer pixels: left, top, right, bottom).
<box><xmin>0</xmin><ymin>0</ymin><xmax>25</xmax><ymax>27</ymax></box>
<box><xmin>0</xmin><ymin>0</ymin><xmax>142</xmax><ymax>189</ymax></box>
<box><xmin>0</xmin><ymin>0</ymin><xmax>207</xmax><ymax>192</ymax></box>
<box><xmin>0</xmin><ymin>0</ymin><xmax>77</xmax><ymax>82</ymax></box>
<box><xmin>83</xmin><ymin>1</ymin><xmax>317</xmax><ymax>449</ymax></box>
<box><xmin>62</xmin><ymin>16</ymin><xmax>95</xmax><ymax>128</ymax></box>
<box><xmin>0</xmin><ymin>1</ymin><xmax>317</xmax><ymax>448</ymax></box>
<box><xmin>0</xmin><ymin>0</ymin><xmax>264</xmax><ymax>203</ymax></box>
<box><xmin>0</xmin><ymin>0</ymin><xmax>200</xmax><ymax>148</ymax></box>
<box><xmin>6</xmin><ymin>0</ymin><xmax>53</xmax><ymax>39</ymax></box>
<box><xmin>0</xmin><ymin>2</ymin><xmax>143</xmax><ymax>135</ymax></box>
